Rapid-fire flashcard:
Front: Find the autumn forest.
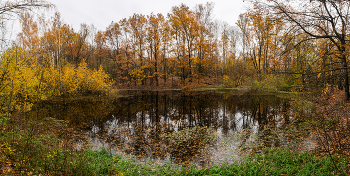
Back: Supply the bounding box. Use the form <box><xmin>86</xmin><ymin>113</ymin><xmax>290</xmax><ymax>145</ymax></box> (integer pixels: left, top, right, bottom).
<box><xmin>1</xmin><ymin>0</ymin><xmax>349</xmax><ymax>96</ymax></box>
<box><xmin>1</xmin><ymin>0</ymin><xmax>350</xmax><ymax>175</ymax></box>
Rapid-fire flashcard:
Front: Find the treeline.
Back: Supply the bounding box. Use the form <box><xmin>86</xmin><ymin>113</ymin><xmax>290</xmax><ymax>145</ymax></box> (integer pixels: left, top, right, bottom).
<box><xmin>91</xmin><ymin>2</ymin><xmax>239</xmax><ymax>87</ymax></box>
<box><xmin>13</xmin><ymin>3</ymin><xmax>239</xmax><ymax>88</ymax></box>
<box><xmin>2</xmin><ymin>0</ymin><xmax>349</xmax><ymax>95</ymax></box>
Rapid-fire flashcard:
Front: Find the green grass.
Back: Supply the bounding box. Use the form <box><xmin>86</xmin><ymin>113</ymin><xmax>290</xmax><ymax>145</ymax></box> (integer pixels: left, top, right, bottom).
<box><xmin>84</xmin><ymin>147</ymin><xmax>348</xmax><ymax>176</ymax></box>
<box><xmin>196</xmin><ymin>148</ymin><xmax>348</xmax><ymax>176</ymax></box>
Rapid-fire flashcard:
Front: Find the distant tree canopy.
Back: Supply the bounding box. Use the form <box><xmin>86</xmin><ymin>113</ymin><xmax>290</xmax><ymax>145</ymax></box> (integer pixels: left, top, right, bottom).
<box><xmin>1</xmin><ymin>0</ymin><xmax>349</xmax><ymax>99</ymax></box>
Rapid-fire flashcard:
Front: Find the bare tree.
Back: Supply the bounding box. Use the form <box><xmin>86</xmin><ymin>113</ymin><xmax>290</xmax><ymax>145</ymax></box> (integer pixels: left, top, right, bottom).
<box><xmin>0</xmin><ymin>0</ymin><xmax>53</xmax><ymax>24</ymax></box>
<box><xmin>228</xmin><ymin>26</ymin><xmax>239</xmax><ymax>61</ymax></box>
<box><xmin>237</xmin><ymin>13</ymin><xmax>250</xmax><ymax>72</ymax></box>
<box><xmin>220</xmin><ymin>21</ymin><xmax>230</xmax><ymax>75</ymax></box>
<box><xmin>258</xmin><ymin>0</ymin><xmax>350</xmax><ymax>100</ymax></box>
<box><xmin>0</xmin><ymin>0</ymin><xmax>53</xmax><ymax>52</ymax></box>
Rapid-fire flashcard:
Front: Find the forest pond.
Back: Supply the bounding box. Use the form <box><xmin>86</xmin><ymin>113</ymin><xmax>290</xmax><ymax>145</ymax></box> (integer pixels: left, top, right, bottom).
<box><xmin>29</xmin><ymin>90</ymin><xmax>308</xmax><ymax>167</ymax></box>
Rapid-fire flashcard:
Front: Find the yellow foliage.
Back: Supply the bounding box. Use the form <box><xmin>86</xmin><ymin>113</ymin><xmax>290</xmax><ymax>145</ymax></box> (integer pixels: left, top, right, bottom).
<box><xmin>0</xmin><ymin>47</ymin><xmax>44</xmax><ymax>111</ymax></box>
<box><xmin>52</xmin><ymin>61</ymin><xmax>112</xmax><ymax>96</ymax></box>
<box><xmin>129</xmin><ymin>69</ymin><xmax>146</xmax><ymax>83</ymax></box>
<box><xmin>0</xmin><ymin>46</ymin><xmax>113</xmax><ymax>112</ymax></box>
<box><xmin>222</xmin><ymin>74</ymin><xmax>244</xmax><ymax>88</ymax></box>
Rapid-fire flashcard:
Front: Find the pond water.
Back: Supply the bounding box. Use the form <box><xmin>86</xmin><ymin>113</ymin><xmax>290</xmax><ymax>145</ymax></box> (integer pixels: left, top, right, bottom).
<box><xmin>30</xmin><ymin>90</ymin><xmax>297</xmax><ymax>167</ymax></box>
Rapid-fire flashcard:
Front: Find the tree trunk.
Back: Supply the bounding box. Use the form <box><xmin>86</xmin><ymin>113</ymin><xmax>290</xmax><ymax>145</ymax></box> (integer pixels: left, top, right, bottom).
<box><xmin>341</xmin><ymin>54</ymin><xmax>349</xmax><ymax>100</ymax></box>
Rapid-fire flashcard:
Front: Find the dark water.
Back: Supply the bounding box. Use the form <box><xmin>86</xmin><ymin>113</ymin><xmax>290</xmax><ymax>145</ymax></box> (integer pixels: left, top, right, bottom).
<box><xmin>30</xmin><ymin>90</ymin><xmax>295</xmax><ymax>167</ymax></box>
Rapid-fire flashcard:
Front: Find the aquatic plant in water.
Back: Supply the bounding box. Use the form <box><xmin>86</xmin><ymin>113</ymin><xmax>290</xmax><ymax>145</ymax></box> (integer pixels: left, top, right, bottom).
<box><xmin>162</xmin><ymin>126</ymin><xmax>216</xmax><ymax>164</ymax></box>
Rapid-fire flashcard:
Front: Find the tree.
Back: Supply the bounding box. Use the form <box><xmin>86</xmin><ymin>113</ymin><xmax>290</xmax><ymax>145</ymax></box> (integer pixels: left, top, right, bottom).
<box><xmin>236</xmin><ymin>13</ymin><xmax>251</xmax><ymax>72</ymax></box>
<box><xmin>0</xmin><ymin>0</ymin><xmax>52</xmax><ymax>49</ymax></box>
<box><xmin>247</xmin><ymin>4</ymin><xmax>275</xmax><ymax>73</ymax></box>
<box><xmin>105</xmin><ymin>21</ymin><xmax>131</xmax><ymax>85</ymax></box>
<box><xmin>160</xmin><ymin>16</ymin><xmax>171</xmax><ymax>85</ymax></box>
<box><xmin>147</xmin><ymin>13</ymin><xmax>166</xmax><ymax>86</ymax></box>
<box><xmin>128</xmin><ymin>14</ymin><xmax>147</xmax><ymax>85</ymax></box>
<box><xmin>0</xmin><ymin>0</ymin><xmax>52</xmax><ymax>19</ymax></box>
<box><xmin>18</xmin><ymin>12</ymin><xmax>39</xmax><ymax>49</ymax></box>
<box><xmin>168</xmin><ymin>4</ymin><xmax>200</xmax><ymax>84</ymax></box>
<box><xmin>194</xmin><ymin>2</ymin><xmax>214</xmax><ymax>77</ymax></box>
<box><xmin>0</xmin><ymin>0</ymin><xmax>52</xmax><ymax>111</ymax></box>
<box><xmin>105</xmin><ymin>22</ymin><xmax>122</xmax><ymax>60</ymax></box>
<box><xmin>260</xmin><ymin>0</ymin><xmax>350</xmax><ymax>100</ymax></box>
<box><xmin>220</xmin><ymin>21</ymin><xmax>230</xmax><ymax>75</ymax></box>
<box><xmin>39</xmin><ymin>12</ymin><xmax>63</xmax><ymax>71</ymax></box>
<box><xmin>94</xmin><ymin>30</ymin><xmax>108</xmax><ymax>68</ymax></box>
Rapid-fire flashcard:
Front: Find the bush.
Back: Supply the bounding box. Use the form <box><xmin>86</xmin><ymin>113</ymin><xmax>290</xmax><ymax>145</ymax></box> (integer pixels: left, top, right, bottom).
<box><xmin>222</xmin><ymin>74</ymin><xmax>246</xmax><ymax>88</ymax></box>
<box><xmin>0</xmin><ymin>46</ymin><xmax>113</xmax><ymax>112</ymax></box>
<box><xmin>57</xmin><ymin>61</ymin><xmax>112</xmax><ymax>96</ymax></box>
<box><xmin>0</xmin><ymin>47</ymin><xmax>46</xmax><ymax>111</ymax></box>
<box><xmin>248</xmin><ymin>74</ymin><xmax>290</xmax><ymax>93</ymax></box>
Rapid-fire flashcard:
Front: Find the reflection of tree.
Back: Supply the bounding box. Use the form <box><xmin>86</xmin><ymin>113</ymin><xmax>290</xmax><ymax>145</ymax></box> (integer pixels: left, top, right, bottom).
<box><xmin>107</xmin><ymin>91</ymin><xmax>292</xmax><ymax>162</ymax></box>
<box><xmin>27</xmin><ymin>97</ymin><xmax>115</xmax><ymax>130</ymax></box>
<box><xmin>29</xmin><ymin>90</ymin><xmax>292</xmax><ymax>164</ymax></box>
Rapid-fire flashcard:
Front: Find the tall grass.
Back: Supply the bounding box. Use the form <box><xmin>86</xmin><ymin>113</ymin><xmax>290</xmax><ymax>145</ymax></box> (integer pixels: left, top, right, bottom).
<box><xmin>197</xmin><ymin>148</ymin><xmax>348</xmax><ymax>176</ymax></box>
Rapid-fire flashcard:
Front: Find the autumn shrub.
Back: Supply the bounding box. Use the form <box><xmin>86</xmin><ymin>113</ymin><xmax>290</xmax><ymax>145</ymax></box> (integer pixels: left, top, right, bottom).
<box><xmin>0</xmin><ymin>46</ymin><xmax>113</xmax><ymax>112</ymax></box>
<box><xmin>0</xmin><ymin>47</ymin><xmax>48</xmax><ymax>112</ymax></box>
<box><xmin>222</xmin><ymin>74</ymin><xmax>245</xmax><ymax>88</ymax></box>
<box><xmin>248</xmin><ymin>74</ymin><xmax>290</xmax><ymax>93</ymax></box>
<box><xmin>57</xmin><ymin>61</ymin><xmax>112</xmax><ymax>96</ymax></box>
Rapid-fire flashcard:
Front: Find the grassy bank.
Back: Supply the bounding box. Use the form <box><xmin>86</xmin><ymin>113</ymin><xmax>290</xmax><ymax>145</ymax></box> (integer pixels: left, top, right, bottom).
<box><xmin>1</xmin><ymin>113</ymin><xmax>348</xmax><ymax>175</ymax></box>
<box><xmin>1</xmin><ymin>135</ymin><xmax>348</xmax><ymax>175</ymax></box>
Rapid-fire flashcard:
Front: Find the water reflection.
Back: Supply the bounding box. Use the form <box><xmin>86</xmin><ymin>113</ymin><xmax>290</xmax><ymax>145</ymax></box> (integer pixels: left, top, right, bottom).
<box><xmin>30</xmin><ymin>90</ymin><xmax>292</xmax><ymax>167</ymax></box>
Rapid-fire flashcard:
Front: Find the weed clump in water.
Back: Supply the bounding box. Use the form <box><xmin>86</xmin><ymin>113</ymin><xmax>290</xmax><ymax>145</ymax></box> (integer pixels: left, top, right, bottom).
<box><xmin>162</xmin><ymin>126</ymin><xmax>216</xmax><ymax>165</ymax></box>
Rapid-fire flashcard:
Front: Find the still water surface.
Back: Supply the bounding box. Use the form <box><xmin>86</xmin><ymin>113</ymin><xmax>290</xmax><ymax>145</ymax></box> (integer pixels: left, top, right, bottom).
<box><xmin>31</xmin><ymin>90</ymin><xmax>294</xmax><ymax>167</ymax></box>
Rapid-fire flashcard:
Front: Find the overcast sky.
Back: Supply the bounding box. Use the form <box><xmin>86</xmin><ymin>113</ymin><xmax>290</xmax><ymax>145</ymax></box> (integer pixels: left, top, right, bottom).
<box><xmin>46</xmin><ymin>0</ymin><xmax>247</xmax><ymax>31</ymax></box>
